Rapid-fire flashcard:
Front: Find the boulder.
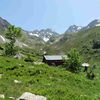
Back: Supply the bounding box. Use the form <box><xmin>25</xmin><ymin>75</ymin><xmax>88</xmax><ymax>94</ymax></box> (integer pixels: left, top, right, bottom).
<box><xmin>14</xmin><ymin>53</ymin><xmax>25</xmax><ymax>59</ymax></box>
<box><xmin>14</xmin><ymin>80</ymin><xmax>21</xmax><ymax>84</ymax></box>
<box><xmin>0</xmin><ymin>94</ymin><xmax>5</xmax><ymax>99</ymax></box>
<box><xmin>17</xmin><ymin>92</ymin><xmax>46</xmax><ymax>100</ymax></box>
<box><xmin>9</xmin><ymin>97</ymin><xmax>15</xmax><ymax>99</ymax></box>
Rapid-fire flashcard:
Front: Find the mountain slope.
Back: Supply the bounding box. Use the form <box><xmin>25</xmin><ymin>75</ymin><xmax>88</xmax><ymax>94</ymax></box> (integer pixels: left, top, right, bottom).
<box><xmin>0</xmin><ymin>17</ymin><xmax>11</xmax><ymax>44</ymax></box>
<box><xmin>47</xmin><ymin>26</ymin><xmax>100</xmax><ymax>63</ymax></box>
<box><xmin>27</xmin><ymin>28</ymin><xmax>59</xmax><ymax>42</ymax></box>
<box><xmin>0</xmin><ymin>16</ymin><xmax>100</xmax><ymax>59</ymax></box>
<box><xmin>86</xmin><ymin>19</ymin><xmax>100</xmax><ymax>29</ymax></box>
<box><xmin>65</xmin><ymin>19</ymin><xmax>100</xmax><ymax>34</ymax></box>
<box><xmin>0</xmin><ymin>56</ymin><xmax>100</xmax><ymax>99</ymax></box>
<box><xmin>0</xmin><ymin>17</ymin><xmax>59</xmax><ymax>50</ymax></box>
<box><xmin>65</xmin><ymin>25</ymin><xmax>82</xmax><ymax>33</ymax></box>
<box><xmin>0</xmin><ymin>17</ymin><xmax>10</xmax><ymax>33</ymax></box>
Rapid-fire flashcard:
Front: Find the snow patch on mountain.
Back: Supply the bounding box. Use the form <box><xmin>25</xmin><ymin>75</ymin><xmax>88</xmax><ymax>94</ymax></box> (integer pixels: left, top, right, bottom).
<box><xmin>29</xmin><ymin>33</ymin><xmax>33</xmax><ymax>35</ymax></box>
<box><xmin>77</xmin><ymin>26</ymin><xmax>82</xmax><ymax>30</ymax></box>
<box><xmin>43</xmin><ymin>37</ymin><xmax>49</xmax><ymax>42</ymax></box>
<box><xmin>96</xmin><ymin>23</ymin><xmax>100</xmax><ymax>26</ymax></box>
<box><xmin>0</xmin><ymin>35</ymin><xmax>5</xmax><ymax>42</ymax></box>
<box><xmin>29</xmin><ymin>32</ymin><xmax>39</xmax><ymax>37</ymax></box>
<box><xmin>33</xmin><ymin>34</ymin><xmax>39</xmax><ymax>37</ymax></box>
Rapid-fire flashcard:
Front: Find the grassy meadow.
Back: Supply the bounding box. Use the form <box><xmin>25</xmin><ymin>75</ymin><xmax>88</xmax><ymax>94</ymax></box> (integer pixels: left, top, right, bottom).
<box><xmin>0</xmin><ymin>55</ymin><xmax>100</xmax><ymax>100</ymax></box>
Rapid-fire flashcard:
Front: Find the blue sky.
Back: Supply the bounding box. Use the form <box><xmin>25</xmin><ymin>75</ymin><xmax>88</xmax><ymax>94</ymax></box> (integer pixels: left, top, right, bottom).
<box><xmin>0</xmin><ymin>0</ymin><xmax>100</xmax><ymax>33</ymax></box>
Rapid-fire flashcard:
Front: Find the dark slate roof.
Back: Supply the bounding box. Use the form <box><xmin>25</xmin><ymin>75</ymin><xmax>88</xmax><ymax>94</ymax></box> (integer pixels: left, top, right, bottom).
<box><xmin>44</xmin><ymin>55</ymin><xmax>68</xmax><ymax>60</ymax></box>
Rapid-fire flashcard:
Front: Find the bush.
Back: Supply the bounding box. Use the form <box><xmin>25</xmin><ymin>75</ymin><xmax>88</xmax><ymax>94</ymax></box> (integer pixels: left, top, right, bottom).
<box><xmin>86</xmin><ymin>72</ymin><xmax>95</xmax><ymax>80</ymax></box>
<box><xmin>64</xmin><ymin>48</ymin><xmax>82</xmax><ymax>73</ymax></box>
<box><xmin>86</xmin><ymin>65</ymin><xmax>96</xmax><ymax>80</ymax></box>
<box><xmin>24</xmin><ymin>55</ymin><xmax>33</xmax><ymax>62</ymax></box>
<box><xmin>93</xmin><ymin>39</ymin><xmax>100</xmax><ymax>49</ymax></box>
<box><xmin>5</xmin><ymin>43</ymin><xmax>17</xmax><ymax>56</ymax></box>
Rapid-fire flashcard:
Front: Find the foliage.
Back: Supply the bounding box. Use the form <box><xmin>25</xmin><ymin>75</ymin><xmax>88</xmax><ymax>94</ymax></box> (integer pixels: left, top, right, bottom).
<box><xmin>86</xmin><ymin>65</ymin><xmax>96</xmax><ymax>80</ymax></box>
<box><xmin>5</xmin><ymin>25</ymin><xmax>21</xmax><ymax>40</ymax></box>
<box><xmin>48</xmin><ymin>27</ymin><xmax>100</xmax><ymax>64</ymax></box>
<box><xmin>4</xmin><ymin>43</ymin><xmax>17</xmax><ymax>56</ymax></box>
<box><xmin>24</xmin><ymin>54</ymin><xmax>34</xmax><ymax>62</ymax></box>
<box><xmin>93</xmin><ymin>39</ymin><xmax>100</xmax><ymax>49</ymax></box>
<box><xmin>0</xmin><ymin>56</ymin><xmax>100</xmax><ymax>100</ymax></box>
<box><xmin>65</xmin><ymin>48</ymin><xmax>82</xmax><ymax>73</ymax></box>
<box><xmin>4</xmin><ymin>25</ymin><xmax>21</xmax><ymax>56</ymax></box>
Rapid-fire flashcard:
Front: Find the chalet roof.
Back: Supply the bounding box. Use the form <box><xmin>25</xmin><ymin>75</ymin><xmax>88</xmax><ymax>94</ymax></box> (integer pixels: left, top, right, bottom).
<box><xmin>44</xmin><ymin>55</ymin><xmax>68</xmax><ymax>60</ymax></box>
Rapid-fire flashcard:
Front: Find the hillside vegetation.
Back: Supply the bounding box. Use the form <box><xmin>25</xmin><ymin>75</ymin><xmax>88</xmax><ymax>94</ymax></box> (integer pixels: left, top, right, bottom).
<box><xmin>0</xmin><ymin>56</ymin><xmax>100</xmax><ymax>100</ymax></box>
<box><xmin>49</xmin><ymin>27</ymin><xmax>100</xmax><ymax>65</ymax></box>
<box><xmin>0</xmin><ymin>17</ymin><xmax>100</xmax><ymax>100</ymax></box>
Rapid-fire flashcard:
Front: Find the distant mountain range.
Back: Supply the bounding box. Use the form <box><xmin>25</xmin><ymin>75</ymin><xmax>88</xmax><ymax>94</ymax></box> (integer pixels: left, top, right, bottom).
<box><xmin>0</xmin><ymin>16</ymin><xmax>100</xmax><ymax>52</ymax></box>
<box><xmin>0</xmin><ymin>16</ymin><xmax>100</xmax><ymax>42</ymax></box>
<box><xmin>65</xmin><ymin>19</ymin><xmax>100</xmax><ymax>34</ymax></box>
<box><xmin>49</xmin><ymin>28</ymin><xmax>100</xmax><ymax>64</ymax></box>
<box><xmin>65</xmin><ymin>25</ymin><xmax>82</xmax><ymax>33</ymax></box>
<box><xmin>26</xmin><ymin>29</ymin><xmax>59</xmax><ymax>42</ymax></box>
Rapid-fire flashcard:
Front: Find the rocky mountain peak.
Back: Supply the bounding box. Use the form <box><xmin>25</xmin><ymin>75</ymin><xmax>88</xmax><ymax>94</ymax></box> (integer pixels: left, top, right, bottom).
<box><xmin>0</xmin><ymin>17</ymin><xmax>10</xmax><ymax>31</ymax></box>
<box><xmin>86</xmin><ymin>19</ymin><xmax>100</xmax><ymax>29</ymax></box>
<box><xmin>66</xmin><ymin>25</ymin><xmax>82</xmax><ymax>33</ymax></box>
<box><xmin>28</xmin><ymin>28</ymin><xmax>59</xmax><ymax>42</ymax></box>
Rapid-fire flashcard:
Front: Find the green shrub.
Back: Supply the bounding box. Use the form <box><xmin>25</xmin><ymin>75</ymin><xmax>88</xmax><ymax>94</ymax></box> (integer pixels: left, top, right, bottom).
<box><xmin>4</xmin><ymin>25</ymin><xmax>21</xmax><ymax>56</ymax></box>
<box><xmin>93</xmin><ymin>39</ymin><xmax>100</xmax><ymax>49</ymax></box>
<box><xmin>24</xmin><ymin>55</ymin><xmax>33</xmax><ymax>62</ymax></box>
<box><xmin>64</xmin><ymin>48</ymin><xmax>82</xmax><ymax>73</ymax></box>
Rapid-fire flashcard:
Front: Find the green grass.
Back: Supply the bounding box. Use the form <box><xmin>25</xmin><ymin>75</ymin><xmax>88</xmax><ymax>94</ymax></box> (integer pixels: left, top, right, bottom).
<box><xmin>0</xmin><ymin>56</ymin><xmax>100</xmax><ymax>100</ymax></box>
